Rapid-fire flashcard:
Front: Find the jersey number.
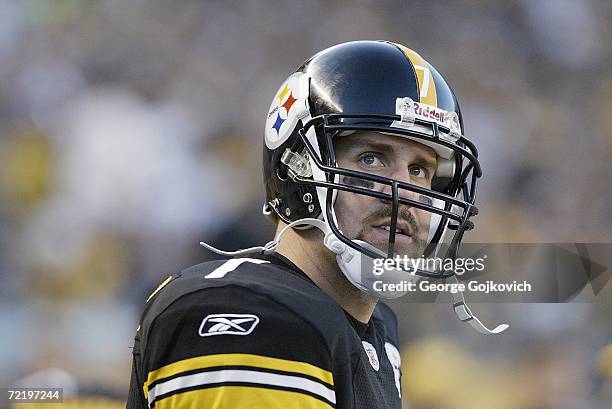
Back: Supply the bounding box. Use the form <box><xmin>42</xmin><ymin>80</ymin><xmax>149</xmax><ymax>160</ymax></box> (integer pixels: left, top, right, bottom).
<box><xmin>205</xmin><ymin>258</ymin><xmax>270</xmax><ymax>279</ymax></box>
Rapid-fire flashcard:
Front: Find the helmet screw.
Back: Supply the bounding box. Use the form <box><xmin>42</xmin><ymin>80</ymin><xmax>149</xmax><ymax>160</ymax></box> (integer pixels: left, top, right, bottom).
<box><xmin>269</xmin><ymin>198</ymin><xmax>281</xmax><ymax>208</ymax></box>
<box><xmin>308</xmin><ymin>204</ymin><xmax>315</xmax><ymax>213</ymax></box>
<box><xmin>303</xmin><ymin>193</ymin><xmax>312</xmax><ymax>203</ymax></box>
<box><xmin>285</xmin><ymin>208</ymin><xmax>291</xmax><ymax>217</ymax></box>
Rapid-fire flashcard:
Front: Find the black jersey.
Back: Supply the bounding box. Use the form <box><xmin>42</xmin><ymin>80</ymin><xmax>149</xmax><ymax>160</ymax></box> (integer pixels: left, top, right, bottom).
<box><xmin>127</xmin><ymin>253</ymin><xmax>402</xmax><ymax>409</ymax></box>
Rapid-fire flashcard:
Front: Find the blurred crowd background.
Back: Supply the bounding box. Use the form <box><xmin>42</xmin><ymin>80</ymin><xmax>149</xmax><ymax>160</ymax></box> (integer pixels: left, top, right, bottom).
<box><xmin>0</xmin><ymin>0</ymin><xmax>610</xmax><ymax>408</ymax></box>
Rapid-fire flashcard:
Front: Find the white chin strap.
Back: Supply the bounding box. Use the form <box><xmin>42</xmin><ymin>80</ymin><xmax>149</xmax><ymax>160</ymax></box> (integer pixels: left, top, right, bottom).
<box><xmin>200</xmin><ymin>217</ymin><xmax>508</xmax><ymax>334</ymax></box>
<box><xmin>199</xmin><ymin>218</ymin><xmax>325</xmax><ymax>257</ymax></box>
<box><xmin>323</xmin><ymin>234</ymin><xmax>420</xmax><ymax>300</ymax></box>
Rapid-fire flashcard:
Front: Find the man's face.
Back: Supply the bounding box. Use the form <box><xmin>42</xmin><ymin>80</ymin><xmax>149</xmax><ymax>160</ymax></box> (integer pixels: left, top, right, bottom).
<box><xmin>333</xmin><ymin>131</ymin><xmax>438</xmax><ymax>258</ymax></box>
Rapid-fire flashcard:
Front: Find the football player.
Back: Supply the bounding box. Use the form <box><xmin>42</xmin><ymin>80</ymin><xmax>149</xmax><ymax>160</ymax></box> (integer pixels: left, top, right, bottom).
<box><xmin>127</xmin><ymin>40</ymin><xmax>504</xmax><ymax>409</ymax></box>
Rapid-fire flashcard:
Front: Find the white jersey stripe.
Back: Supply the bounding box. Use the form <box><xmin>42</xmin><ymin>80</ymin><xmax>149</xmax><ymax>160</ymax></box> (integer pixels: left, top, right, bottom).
<box><xmin>205</xmin><ymin>258</ymin><xmax>269</xmax><ymax>279</ymax></box>
<box><xmin>148</xmin><ymin>369</ymin><xmax>336</xmax><ymax>406</ymax></box>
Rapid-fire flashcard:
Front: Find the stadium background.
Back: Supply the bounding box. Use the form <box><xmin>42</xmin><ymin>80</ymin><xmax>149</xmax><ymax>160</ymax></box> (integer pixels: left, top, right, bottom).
<box><xmin>0</xmin><ymin>0</ymin><xmax>610</xmax><ymax>408</ymax></box>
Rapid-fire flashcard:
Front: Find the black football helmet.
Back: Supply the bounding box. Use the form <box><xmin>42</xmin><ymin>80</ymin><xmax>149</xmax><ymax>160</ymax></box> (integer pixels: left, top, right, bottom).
<box><xmin>263</xmin><ymin>40</ymin><xmax>479</xmax><ymax>272</ymax></box>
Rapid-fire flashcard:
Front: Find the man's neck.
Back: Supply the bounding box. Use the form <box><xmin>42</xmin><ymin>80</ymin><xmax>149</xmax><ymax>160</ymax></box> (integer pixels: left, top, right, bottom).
<box><xmin>275</xmin><ymin>224</ymin><xmax>378</xmax><ymax>324</ymax></box>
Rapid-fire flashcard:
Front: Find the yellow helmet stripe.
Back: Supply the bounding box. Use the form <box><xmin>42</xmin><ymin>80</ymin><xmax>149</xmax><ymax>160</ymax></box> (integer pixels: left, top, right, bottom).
<box><xmin>393</xmin><ymin>44</ymin><xmax>438</xmax><ymax>107</ymax></box>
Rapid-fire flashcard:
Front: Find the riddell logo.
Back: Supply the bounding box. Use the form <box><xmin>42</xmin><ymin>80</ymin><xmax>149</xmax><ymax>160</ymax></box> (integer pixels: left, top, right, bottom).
<box><xmin>413</xmin><ymin>102</ymin><xmax>446</xmax><ymax>123</ymax></box>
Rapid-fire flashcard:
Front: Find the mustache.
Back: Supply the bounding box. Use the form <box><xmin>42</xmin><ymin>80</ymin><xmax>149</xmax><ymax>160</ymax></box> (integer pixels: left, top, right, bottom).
<box><xmin>362</xmin><ymin>206</ymin><xmax>420</xmax><ymax>237</ymax></box>
<box><xmin>356</xmin><ymin>205</ymin><xmax>428</xmax><ymax>257</ymax></box>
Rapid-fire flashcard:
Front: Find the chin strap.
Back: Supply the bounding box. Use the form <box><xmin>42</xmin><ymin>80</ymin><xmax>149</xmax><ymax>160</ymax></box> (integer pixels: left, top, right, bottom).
<box><xmin>447</xmin><ymin>275</ymin><xmax>509</xmax><ymax>334</ymax></box>
<box><xmin>199</xmin><ymin>218</ymin><xmax>331</xmax><ymax>257</ymax></box>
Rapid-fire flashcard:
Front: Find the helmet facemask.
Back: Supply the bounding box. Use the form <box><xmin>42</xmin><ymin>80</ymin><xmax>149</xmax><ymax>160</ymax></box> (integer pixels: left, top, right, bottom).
<box><xmin>279</xmin><ymin>110</ymin><xmax>481</xmax><ymax>297</ymax></box>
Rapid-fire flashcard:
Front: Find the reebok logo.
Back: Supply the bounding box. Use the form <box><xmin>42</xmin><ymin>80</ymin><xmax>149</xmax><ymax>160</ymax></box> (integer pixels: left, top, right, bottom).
<box><xmin>198</xmin><ymin>314</ymin><xmax>260</xmax><ymax>337</ymax></box>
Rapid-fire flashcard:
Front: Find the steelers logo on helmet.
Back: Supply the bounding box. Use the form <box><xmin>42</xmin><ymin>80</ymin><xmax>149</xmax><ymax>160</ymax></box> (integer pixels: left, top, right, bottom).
<box><xmin>265</xmin><ymin>72</ymin><xmax>309</xmax><ymax>149</ymax></box>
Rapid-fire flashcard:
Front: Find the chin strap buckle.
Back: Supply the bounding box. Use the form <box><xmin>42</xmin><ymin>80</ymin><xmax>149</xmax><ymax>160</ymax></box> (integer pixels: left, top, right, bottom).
<box><xmin>448</xmin><ymin>275</ymin><xmax>509</xmax><ymax>334</ymax></box>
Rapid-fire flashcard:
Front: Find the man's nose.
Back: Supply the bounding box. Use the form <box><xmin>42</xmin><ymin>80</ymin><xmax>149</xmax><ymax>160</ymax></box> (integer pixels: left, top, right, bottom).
<box><xmin>379</xmin><ymin>175</ymin><xmax>420</xmax><ymax>205</ymax></box>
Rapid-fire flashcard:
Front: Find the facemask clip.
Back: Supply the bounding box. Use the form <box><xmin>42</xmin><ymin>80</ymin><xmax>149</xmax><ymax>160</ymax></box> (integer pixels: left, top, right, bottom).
<box><xmin>391</xmin><ymin>97</ymin><xmax>416</xmax><ymax>129</ymax></box>
<box><xmin>281</xmin><ymin>149</ymin><xmax>312</xmax><ymax>179</ymax></box>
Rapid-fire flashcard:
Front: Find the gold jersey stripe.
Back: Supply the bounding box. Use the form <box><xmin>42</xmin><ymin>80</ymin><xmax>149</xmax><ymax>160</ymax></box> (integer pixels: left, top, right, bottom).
<box><xmin>154</xmin><ymin>385</ymin><xmax>334</xmax><ymax>409</ymax></box>
<box><xmin>144</xmin><ymin>353</ymin><xmax>334</xmax><ymax>395</ymax></box>
<box><xmin>393</xmin><ymin>43</ymin><xmax>438</xmax><ymax>107</ymax></box>
<box><xmin>146</xmin><ymin>274</ymin><xmax>173</xmax><ymax>303</ymax></box>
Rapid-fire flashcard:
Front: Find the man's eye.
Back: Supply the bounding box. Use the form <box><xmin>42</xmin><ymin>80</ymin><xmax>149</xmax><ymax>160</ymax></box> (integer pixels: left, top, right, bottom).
<box><xmin>359</xmin><ymin>153</ymin><xmax>384</xmax><ymax>167</ymax></box>
<box><xmin>409</xmin><ymin>165</ymin><xmax>427</xmax><ymax>178</ymax></box>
